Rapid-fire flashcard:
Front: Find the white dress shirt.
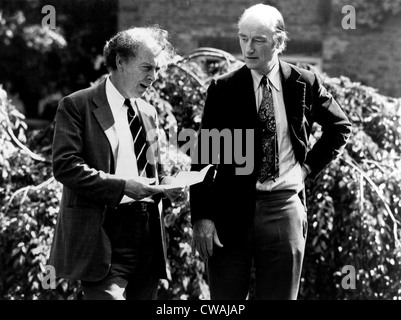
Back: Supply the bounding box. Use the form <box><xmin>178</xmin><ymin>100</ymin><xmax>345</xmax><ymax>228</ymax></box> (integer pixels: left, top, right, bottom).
<box><xmin>105</xmin><ymin>76</ymin><xmax>140</xmax><ymax>203</ymax></box>
<box><xmin>251</xmin><ymin>62</ymin><xmax>304</xmax><ymax>192</ymax></box>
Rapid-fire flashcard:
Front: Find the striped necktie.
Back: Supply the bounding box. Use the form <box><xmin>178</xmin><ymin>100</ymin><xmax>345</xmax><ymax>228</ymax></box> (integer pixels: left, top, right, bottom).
<box><xmin>124</xmin><ymin>98</ymin><xmax>153</xmax><ymax>178</ymax></box>
<box><xmin>257</xmin><ymin>76</ymin><xmax>279</xmax><ymax>183</ymax></box>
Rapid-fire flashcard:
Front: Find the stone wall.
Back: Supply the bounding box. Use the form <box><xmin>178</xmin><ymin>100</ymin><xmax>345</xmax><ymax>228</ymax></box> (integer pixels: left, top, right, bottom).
<box><xmin>323</xmin><ymin>12</ymin><xmax>401</xmax><ymax>98</ymax></box>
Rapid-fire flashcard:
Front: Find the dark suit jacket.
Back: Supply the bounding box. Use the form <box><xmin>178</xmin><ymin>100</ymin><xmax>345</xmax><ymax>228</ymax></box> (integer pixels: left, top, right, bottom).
<box><xmin>49</xmin><ymin>79</ymin><xmax>167</xmax><ymax>281</ymax></box>
<box><xmin>190</xmin><ymin>61</ymin><xmax>352</xmax><ymax>248</ymax></box>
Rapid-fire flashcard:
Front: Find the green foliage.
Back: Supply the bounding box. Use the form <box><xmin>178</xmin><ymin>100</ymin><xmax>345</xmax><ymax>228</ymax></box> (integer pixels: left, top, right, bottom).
<box><xmin>150</xmin><ymin>50</ymin><xmax>243</xmax><ymax>134</ymax></box>
<box><xmin>158</xmin><ymin>195</ymin><xmax>210</xmax><ymax>300</ymax></box>
<box><xmin>0</xmin><ymin>0</ymin><xmax>116</xmax><ymax>117</ymax></box>
<box><xmin>152</xmin><ymin>62</ymin><xmax>207</xmax><ymax>133</ymax></box>
<box><xmin>300</xmin><ymin>75</ymin><xmax>401</xmax><ymax>300</ymax></box>
<box><xmin>0</xmin><ymin>86</ymin><xmax>81</xmax><ymax>299</ymax></box>
<box><xmin>0</xmin><ymin>9</ymin><xmax>67</xmax><ymax>117</ymax></box>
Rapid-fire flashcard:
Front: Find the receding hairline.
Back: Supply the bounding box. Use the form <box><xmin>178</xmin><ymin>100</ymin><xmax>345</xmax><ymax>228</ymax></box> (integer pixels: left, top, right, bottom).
<box><xmin>238</xmin><ymin>4</ymin><xmax>284</xmax><ymax>31</ymax></box>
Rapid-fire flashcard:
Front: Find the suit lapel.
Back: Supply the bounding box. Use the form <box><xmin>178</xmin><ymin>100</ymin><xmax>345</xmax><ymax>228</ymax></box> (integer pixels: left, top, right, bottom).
<box><xmin>92</xmin><ymin>79</ymin><xmax>118</xmax><ymax>165</ymax></box>
<box><xmin>236</xmin><ymin>65</ymin><xmax>259</xmax><ymax>125</ymax></box>
<box><xmin>92</xmin><ymin>79</ymin><xmax>114</xmax><ymax>131</ymax></box>
<box><xmin>280</xmin><ymin>60</ymin><xmax>306</xmax><ymax>132</ymax></box>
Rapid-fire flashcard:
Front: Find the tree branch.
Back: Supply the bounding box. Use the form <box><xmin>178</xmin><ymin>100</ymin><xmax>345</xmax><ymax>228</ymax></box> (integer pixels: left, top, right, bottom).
<box><xmin>343</xmin><ymin>154</ymin><xmax>401</xmax><ymax>248</ymax></box>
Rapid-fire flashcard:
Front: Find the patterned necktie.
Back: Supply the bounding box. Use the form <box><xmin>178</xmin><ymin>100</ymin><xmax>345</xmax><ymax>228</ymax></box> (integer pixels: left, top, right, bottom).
<box><xmin>124</xmin><ymin>98</ymin><xmax>153</xmax><ymax>178</ymax></box>
<box><xmin>257</xmin><ymin>76</ymin><xmax>279</xmax><ymax>183</ymax></box>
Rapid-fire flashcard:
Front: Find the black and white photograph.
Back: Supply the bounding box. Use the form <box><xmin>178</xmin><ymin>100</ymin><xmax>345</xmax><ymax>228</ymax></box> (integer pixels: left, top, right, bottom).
<box><xmin>0</xmin><ymin>0</ymin><xmax>400</xmax><ymax>312</ymax></box>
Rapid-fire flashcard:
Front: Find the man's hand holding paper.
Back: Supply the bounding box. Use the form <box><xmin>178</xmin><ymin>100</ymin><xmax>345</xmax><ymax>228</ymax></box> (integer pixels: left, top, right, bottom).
<box><xmin>162</xmin><ymin>164</ymin><xmax>214</xmax><ymax>190</ymax></box>
<box><xmin>159</xmin><ymin>176</ymin><xmax>186</xmax><ymax>202</ymax></box>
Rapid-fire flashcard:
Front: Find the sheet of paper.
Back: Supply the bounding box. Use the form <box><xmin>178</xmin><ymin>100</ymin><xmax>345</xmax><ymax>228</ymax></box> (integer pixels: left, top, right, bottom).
<box><xmin>162</xmin><ymin>164</ymin><xmax>214</xmax><ymax>189</ymax></box>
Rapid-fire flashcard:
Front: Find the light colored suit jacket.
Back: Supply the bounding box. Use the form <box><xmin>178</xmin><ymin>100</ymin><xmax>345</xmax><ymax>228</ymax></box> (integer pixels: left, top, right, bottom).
<box><xmin>49</xmin><ymin>79</ymin><xmax>167</xmax><ymax>281</ymax></box>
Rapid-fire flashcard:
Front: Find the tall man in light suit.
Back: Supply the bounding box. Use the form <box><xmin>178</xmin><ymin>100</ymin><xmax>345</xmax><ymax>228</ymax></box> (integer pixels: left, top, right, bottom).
<box><xmin>190</xmin><ymin>4</ymin><xmax>352</xmax><ymax>299</ymax></box>
<box><xmin>49</xmin><ymin>26</ymin><xmax>184</xmax><ymax>300</ymax></box>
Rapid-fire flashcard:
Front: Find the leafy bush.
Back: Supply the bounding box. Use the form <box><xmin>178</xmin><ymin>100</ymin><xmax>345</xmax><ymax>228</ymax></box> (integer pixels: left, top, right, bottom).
<box><xmin>299</xmin><ymin>76</ymin><xmax>401</xmax><ymax>300</ymax></box>
<box><xmin>0</xmin><ymin>9</ymin><xmax>67</xmax><ymax>118</ymax></box>
<box><xmin>0</xmin><ymin>0</ymin><xmax>117</xmax><ymax>118</ymax></box>
<box><xmin>0</xmin><ymin>86</ymin><xmax>81</xmax><ymax>299</ymax></box>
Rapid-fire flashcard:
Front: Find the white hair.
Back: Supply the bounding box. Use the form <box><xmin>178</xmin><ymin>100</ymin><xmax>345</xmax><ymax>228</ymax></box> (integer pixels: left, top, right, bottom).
<box><xmin>238</xmin><ymin>3</ymin><xmax>289</xmax><ymax>54</ymax></box>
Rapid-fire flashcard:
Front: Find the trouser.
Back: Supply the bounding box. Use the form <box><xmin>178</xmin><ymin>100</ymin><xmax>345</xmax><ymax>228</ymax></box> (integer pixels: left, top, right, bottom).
<box><xmin>208</xmin><ymin>190</ymin><xmax>308</xmax><ymax>300</ymax></box>
<box><xmin>82</xmin><ymin>202</ymin><xmax>164</xmax><ymax>300</ymax></box>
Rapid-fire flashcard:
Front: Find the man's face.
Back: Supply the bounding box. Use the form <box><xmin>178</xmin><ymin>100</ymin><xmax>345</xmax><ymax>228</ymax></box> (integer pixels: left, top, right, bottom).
<box><xmin>238</xmin><ymin>16</ymin><xmax>278</xmax><ymax>74</ymax></box>
<box><xmin>117</xmin><ymin>43</ymin><xmax>161</xmax><ymax>98</ymax></box>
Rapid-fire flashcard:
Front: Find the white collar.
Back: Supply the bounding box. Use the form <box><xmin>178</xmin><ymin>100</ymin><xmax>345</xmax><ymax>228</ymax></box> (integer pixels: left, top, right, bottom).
<box><xmin>105</xmin><ymin>76</ymin><xmax>137</xmax><ymax>109</ymax></box>
<box><xmin>251</xmin><ymin>62</ymin><xmax>281</xmax><ymax>92</ymax></box>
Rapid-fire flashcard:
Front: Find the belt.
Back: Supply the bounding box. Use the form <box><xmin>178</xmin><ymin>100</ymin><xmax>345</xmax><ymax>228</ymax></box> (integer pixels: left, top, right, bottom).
<box><xmin>114</xmin><ymin>201</ymin><xmax>156</xmax><ymax>212</ymax></box>
<box><xmin>255</xmin><ymin>189</ymin><xmax>297</xmax><ymax>200</ymax></box>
